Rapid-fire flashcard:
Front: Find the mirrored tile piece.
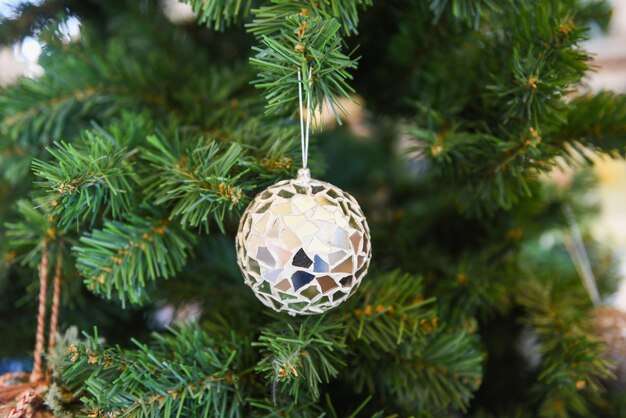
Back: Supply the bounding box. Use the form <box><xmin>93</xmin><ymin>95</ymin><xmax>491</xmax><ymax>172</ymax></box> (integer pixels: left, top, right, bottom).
<box><xmin>292</xmin><ymin>271</ymin><xmax>315</xmax><ymax>291</ymax></box>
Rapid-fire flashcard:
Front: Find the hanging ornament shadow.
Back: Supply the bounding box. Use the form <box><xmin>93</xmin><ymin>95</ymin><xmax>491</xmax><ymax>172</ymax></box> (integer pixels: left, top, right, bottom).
<box><xmin>235</xmin><ymin>67</ymin><xmax>372</xmax><ymax>315</ymax></box>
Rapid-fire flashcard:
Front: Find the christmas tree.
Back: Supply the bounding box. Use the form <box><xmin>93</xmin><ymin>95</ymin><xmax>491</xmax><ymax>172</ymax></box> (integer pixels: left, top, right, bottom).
<box><xmin>1</xmin><ymin>0</ymin><xmax>626</xmax><ymax>416</ymax></box>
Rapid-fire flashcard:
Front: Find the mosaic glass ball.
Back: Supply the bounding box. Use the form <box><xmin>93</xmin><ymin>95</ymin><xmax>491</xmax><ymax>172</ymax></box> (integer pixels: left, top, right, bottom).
<box><xmin>236</xmin><ymin>168</ymin><xmax>371</xmax><ymax>315</ymax></box>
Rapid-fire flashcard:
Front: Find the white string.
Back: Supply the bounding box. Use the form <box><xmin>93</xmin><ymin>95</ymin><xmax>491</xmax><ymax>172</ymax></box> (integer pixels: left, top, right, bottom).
<box><xmin>297</xmin><ymin>69</ymin><xmax>305</xmax><ymax>169</ymax></box>
<box><xmin>297</xmin><ymin>67</ymin><xmax>313</xmax><ymax>169</ymax></box>
<box><xmin>562</xmin><ymin>204</ymin><xmax>601</xmax><ymax>306</ymax></box>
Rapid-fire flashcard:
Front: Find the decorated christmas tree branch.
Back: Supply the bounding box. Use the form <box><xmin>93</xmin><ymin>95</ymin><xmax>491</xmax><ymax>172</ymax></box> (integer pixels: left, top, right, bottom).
<box><xmin>58</xmin><ymin>270</ymin><xmax>481</xmax><ymax>415</ymax></box>
<box><xmin>74</xmin><ymin>214</ymin><xmax>196</xmax><ymax>306</ymax></box>
<box><xmin>63</xmin><ymin>325</ymin><xmax>248</xmax><ymax>417</ymax></box>
<box><xmin>187</xmin><ymin>0</ymin><xmax>371</xmax><ymax>34</ymax></box>
<box><xmin>32</xmin><ymin>131</ymin><xmax>138</xmax><ymax>230</ymax></box>
<box><xmin>343</xmin><ymin>272</ymin><xmax>436</xmax><ymax>352</ymax></box>
<box><xmin>185</xmin><ymin>0</ymin><xmax>255</xmax><ymax>30</ymax></box>
<box><xmin>254</xmin><ymin>317</ymin><xmax>347</xmax><ymax>402</ymax></box>
<box><xmin>140</xmin><ymin>135</ymin><xmax>250</xmax><ymax>232</ymax></box>
<box><xmin>247</xmin><ymin>0</ymin><xmax>371</xmax><ymax>36</ymax></box>
<box><xmin>340</xmin><ymin>272</ymin><xmax>483</xmax><ymax>413</ymax></box>
<box><xmin>1</xmin><ymin>0</ymin><xmax>624</xmax><ymax>415</ymax></box>
<box><xmin>250</xmin><ymin>10</ymin><xmax>358</xmax><ymax>120</ymax></box>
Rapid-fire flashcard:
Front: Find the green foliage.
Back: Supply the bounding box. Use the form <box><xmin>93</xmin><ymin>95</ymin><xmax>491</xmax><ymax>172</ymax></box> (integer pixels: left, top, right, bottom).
<box><xmin>358</xmin><ymin>327</ymin><xmax>482</xmax><ymax>413</ymax></box>
<box><xmin>427</xmin><ymin>0</ymin><xmax>611</xmax><ymax>31</ymax></box>
<box><xmin>558</xmin><ymin>92</ymin><xmax>626</xmax><ymax>159</ymax></box>
<box><xmin>185</xmin><ymin>0</ymin><xmax>254</xmax><ymax>30</ymax></box>
<box><xmin>427</xmin><ymin>0</ymin><xmax>508</xmax><ymax>28</ymax></box>
<box><xmin>184</xmin><ymin>0</ymin><xmax>373</xmax><ymax>121</ymax></box>
<box><xmin>484</xmin><ymin>6</ymin><xmax>590</xmax><ymax>128</ymax></box>
<box><xmin>412</xmin><ymin>128</ymin><xmax>535</xmax><ymax>214</ymax></box>
<box><xmin>317</xmin><ymin>0</ymin><xmax>373</xmax><ymax>35</ymax></box>
<box><xmin>74</xmin><ymin>215</ymin><xmax>196</xmax><ymax>306</ymax></box>
<box><xmin>0</xmin><ymin>0</ymin><xmax>625</xmax><ymax>416</ymax></box>
<box><xmin>255</xmin><ymin>317</ymin><xmax>347</xmax><ymax>402</ymax></box>
<box><xmin>247</xmin><ymin>0</ymin><xmax>372</xmax><ymax>36</ymax></box>
<box><xmin>400</xmin><ymin>2</ymin><xmax>598</xmax><ymax>214</ymax></box>
<box><xmin>250</xmin><ymin>9</ymin><xmax>358</xmax><ymax>120</ymax></box>
<box><xmin>344</xmin><ymin>271</ymin><xmax>436</xmax><ymax>351</ymax></box>
<box><xmin>341</xmin><ymin>272</ymin><xmax>483</xmax><ymax>413</ymax></box>
<box><xmin>516</xmin><ymin>280</ymin><xmax>614</xmax><ymax>417</ymax></box>
<box><xmin>186</xmin><ymin>0</ymin><xmax>372</xmax><ymax>34</ymax></box>
<box><xmin>63</xmin><ymin>325</ymin><xmax>247</xmax><ymax>417</ymax></box>
<box><xmin>140</xmin><ymin>135</ymin><xmax>249</xmax><ymax>232</ymax></box>
<box><xmin>5</xmin><ymin>200</ymin><xmax>53</xmax><ymax>267</ymax></box>
<box><xmin>32</xmin><ymin>130</ymin><xmax>138</xmax><ymax>229</ymax></box>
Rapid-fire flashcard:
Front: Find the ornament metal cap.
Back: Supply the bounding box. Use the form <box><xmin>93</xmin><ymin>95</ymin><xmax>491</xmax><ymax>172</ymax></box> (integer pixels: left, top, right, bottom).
<box><xmin>296</xmin><ymin>167</ymin><xmax>311</xmax><ymax>184</ymax></box>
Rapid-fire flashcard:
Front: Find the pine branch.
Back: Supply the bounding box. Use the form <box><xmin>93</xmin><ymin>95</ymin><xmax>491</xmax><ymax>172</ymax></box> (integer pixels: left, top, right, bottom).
<box><xmin>63</xmin><ymin>324</ymin><xmax>247</xmax><ymax>418</ymax></box>
<box><xmin>321</xmin><ymin>0</ymin><xmax>373</xmax><ymax>35</ymax></box>
<box><xmin>140</xmin><ymin>115</ymin><xmax>303</xmax><ymax>232</ymax></box>
<box><xmin>32</xmin><ymin>128</ymin><xmax>138</xmax><ymax>230</ymax></box>
<box><xmin>254</xmin><ymin>316</ymin><xmax>347</xmax><ymax>402</ymax></box>
<box><xmin>427</xmin><ymin>0</ymin><xmax>504</xmax><ymax>28</ymax></box>
<box><xmin>74</xmin><ymin>214</ymin><xmax>196</xmax><ymax>306</ymax></box>
<box><xmin>223</xmin><ymin>115</ymin><xmax>299</xmax><ymax>166</ymax></box>
<box><xmin>483</xmin><ymin>4</ymin><xmax>590</xmax><ymax>129</ymax></box>
<box><xmin>184</xmin><ymin>0</ymin><xmax>255</xmax><ymax>30</ymax></box>
<box><xmin>140</xmin><ymin>135</ymin><xmax>250</xmax><ymax>232</ymax></box>
<box><xmin>61</xmin><ymin>321</ymin><xmax>354</xmax><ymax>417</ymax></box>
<box><xmin>555</xmin><ymin>92</ymin><xmax>626</xmax><ymax>159</ymax></box>
<box><xmin>186</xmin><ymin>0</ymin><xmax>372</xmax><ymax>34</ymax></box>
<box><xmin>0</xmin><ymin>40</ymin><xmax>126</xmax><ymax>148</ymax></box>
<box><xmin>340</xmin><ymin>272</ymin><xmax>483</xmax><ymax>413</ymax></box>
<box><xmin>343</xmin><ymin>271</ymin><xmax>436</xmax><ymax>353</ymax></box>
<box><xmin>58</xmin><ymin>271</ymin><xmax>483</xmax><ymax>415</ymax></box>
<box><xmin>427</xmin><ymin>0</ymin><xmax>610</xmax><ymax>31</ymax></box>
<box><xmin>0</xmin><ymin>16</ymin><xmax>256</xmax><ymax>184</ymax></box>
<box><xmin>410</xmin><ymin>127</ymin><xmax>544</xmax><ymax>215</ymax></box>
<box><xmin>247</xmin><ymin>1</ymin><xmax>372</xmax><ymax>36</ymax></box>
<box><xmin>249</xmin><ymin>3</ymin><xmax>359</xmax><ymax>120</ymax></box>
<box><xmin>516</xmin><ymin>280</ymin><xmax>614</xmax><ymax>417</ymax></box>
<box><xmin>422</xmin><ymin>251</ymin><xmax>514</xmax><ymax>323</ymax></box>
<box><xmin>346</xmin><ymin>324</ymin><xmax>483</xmax><ymax>413</ymax></box>
<box><xmin>5</xmin><ymin>200</ymin><xmax>56</xmax><ymax>267</ymax></box>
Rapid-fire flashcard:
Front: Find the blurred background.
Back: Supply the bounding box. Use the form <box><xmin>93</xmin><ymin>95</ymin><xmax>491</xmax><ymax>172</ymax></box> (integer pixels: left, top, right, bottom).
<box><xmin>582</xmin><ymin>0</ymin><xmax>626</xmax><ymax>308</ymax></box>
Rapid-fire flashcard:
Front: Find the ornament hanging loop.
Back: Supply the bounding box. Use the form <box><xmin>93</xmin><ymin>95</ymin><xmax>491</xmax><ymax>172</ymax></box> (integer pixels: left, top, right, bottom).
<box><xmin>297</xmin><ymin>67</ymin><xmax>313</xmax><ymax>172</ymax></box>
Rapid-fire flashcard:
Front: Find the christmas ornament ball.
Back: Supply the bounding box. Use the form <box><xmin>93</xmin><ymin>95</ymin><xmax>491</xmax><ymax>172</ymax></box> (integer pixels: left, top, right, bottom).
<box><xmin>236</xmin><ymin>168</ymin><xmax>371</xmax><ymax>315</ymax></box>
